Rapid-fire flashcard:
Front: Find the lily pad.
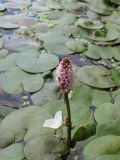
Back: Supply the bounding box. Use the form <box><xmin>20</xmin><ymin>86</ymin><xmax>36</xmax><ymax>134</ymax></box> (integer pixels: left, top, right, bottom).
<box><xmin>0</xmin><ymin>127</ymin><xmax>14</xmax><ymax>148</ymax></box>
<box><xmin>71</xmin><ymin>81</ymin><xmax>93</xmax><ymax>106</ymax></box>
<box><xmin>0</xmin><ymin>143</ymin><xmax>24</xmax><ymax>160</ymax></box>
<box><xmin>62</xmin><ymin>1</ymin><xmax>88</xmax><ymax>14</ymax></box>
<box><xmin>0</xmin><ymin>3</ymin><xmax>6</xmax><ymax>12</ymax></box>
<box><xmin>76</xmin><ymin>18</ymin><xmax>104</xmax><ymax>30</ymax></box>
<box><xmin>110</xmin><ymin>0</ymin><xmax>120</xmax><ymax>5</ymax></box>
<box><xmin>92</xmin><ymin>90</ymin><xmax>111</xmax><ymax>107</ymax></box>
<box><xmin>0</xmin><ymin>38</ymin><xmax>4</xmax><ymax>49</ymax></box>
<box><xmin>0</xmin><ymin>22</ymin><xmax>19</xmax><ymax>29</ymax></box>
<box><xmin>94</xmin><ymin>103</ymin><xmax>120</xmax><ymax>124</ymax></box>
<box><xmin>96</xmin><ymin>120</ymin><xmax>120</xmax><ymax>137</ymax></box>
<box><xmin>0</xmin><ymin>53</ymin><xmax>17</xmax><ymax>72</ymax></box>
<box><xmin>0</xmin><ymin>49</ymin><xmax>9</xmax><ymax>59</ymax></box>
<box><xmin>0</xmin><ymin>105</ymin><xmax>16</xmax><ymax>118</ymax></box>
<box><xmin>83</xmin><ymin>135</ymin><xmax>120</xmax><ymax>160</ymax></box>
<box><xmin>0</xmin><ymin>67</ymin><xmax>44</xmax><ymax>94</ymax></box>
<box><xmin>32</xmin><ymin>22</ymin><xmax>49</xmax><ymax>33</ymax></box>
<box><xmin>84</xmin><ymin>44</ymin><xmax>114</xmax><ymax>60</ymax></box>
<box><xmin>1</xmin><ymin>106</ymin><xmax>53</xmax><ymax>141</ymax></box>
<box><xmin>16</xmin><ymin>53</ymin><xmax>59</xmax><ymax>73</ymax></box>
<box><xmin>65</xmin><ymin>39</ymin><xmax>88</xmax><ymax>53</ymax></box>
<box><xmin>90</xmin><ymin>23</ymin><xmax>120</xmax><ymax>41</ymax></box>
<box><xmin>95</xmin><ymin>155</ymin><xmax>120</xmax><ymax>160</ymax></box>
<box><xmin>24</xmin><ymin>135</ymin><xmax>67</xmax><ymax>160</ymax></box>
<box><xmin>77</xmin><ymin>66</ymin><xmax>116</xmax><ymax>88</ymax></box>
<box><xmin>31</xmin><ymin>81</ymin><xmax>61</xmax><ymax>106</ymax></box>
<box><xmin>88</xmin><ymin>0</ymin><xmax>114</xmax><ymax>15</ymax></box>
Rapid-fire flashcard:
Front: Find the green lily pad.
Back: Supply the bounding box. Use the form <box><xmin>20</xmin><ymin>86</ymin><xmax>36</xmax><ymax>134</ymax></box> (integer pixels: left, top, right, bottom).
<box><xmin>31</xmin><ymin>81</ymin><xmax>61</xmax><ymax>106</ymax></box>
<box><xmin>4</xmin><ymin>35</ymin><xmax>40</xmax><ymax>52</ymax></box>
<box><xmin>83</xmin><ymin>135</ymin><xmax>120</xmax><ymax>160</ymax></box>
<box><xmin>65</xmin><ymin>39</ymin><xmax>88</xmax><ymax>53</ymax></box>
<box><xmin>62</xmin><ymin>1</ymin><xmax>88</xmax><ymax>14</ymax></box>
<box><xmin>0</xmin><ymin>143</ymin><xmax>24</xmax><ymax>160</ymax></box>
<box><xmin>94</xmin><ymin>103</ymin><xmax>120</xmax><ymax>124</ymax></box>
<box><xmin>24</xmin><ymin>135</ymin><xmax>67</xmax><ymax>160</ymax></box>
<box><xmin>92</xmin><ymin>90</ymin><xmax>111</xmax><ymax>107</ymax></box>
<box><xmin>76</xmin><ymin>18</ymin><xmax>104</xmax><ymax>30</ymax></box>
<box><xmin>77</xmin><ymin>66</ymin><xmax>116</xmax><ymax>88</ymax></box>
<box><xmin>88</xmin><ymin>0</ymin><xmax>114</xmax><ymax>15</ymax></box>
<box><xmin>102</xmin><ymin>11</ymin><xmax>120</xmax><ymax>25</ymax></box>
<box><xmin>16</xmin><ymin>53</ymin><xmax>59</xmax><ymax>73</ymax></box>
<box><xmin>95</xmin><ymin>155</ymin><xmax>120</xmax><ymax>160</ymax></box>
<box><xmin>0</xmin><ymin>53</ymin><xmax>17</xmax><ymax>72</ymax></box>
<box><xmin>0</xmin><ymin>38</ymin><xmax>4</xmax><ymax>49</ymax></box>
<box><xmin>112</xmin><ymin>89</ymin><xmax>120</xmax><ymax>104</ymax></box>
<box><xmin>32</xmin><ymin>22</ymin><xmax>49</xmax><ymax>33</ymax></box>
<box><xmin>0</xmin><ymin>67</ymin><xmax>44</xmax><ymax>94</ymax></box>
<box><xmin>0</xmin><ymin>3</ymin><xmax>6</xmax><ymax>12</ymax></box>
<box><xmin>84</xmin><ymin>44</ymin><xmax>114</xmax><ymax>60</ymax></box>
<box><xmin>0</xmin><ymin>127</ymin><xmax>14</xmax><ymax>148</ymax></box>
<box><xmin>110</xmin><ymin>69</ymin><xmax>120</xmax><ymax>86</ymax></box>
<box><xmin>90</xmin><ymin>23</ymin><xmax>120</xmax><ymax>41</ymax></box>
<box><xmin>0</xmin><ymin>106</ymin><xmax>54</xmax><ymax>142</ymax></box>
<box><xmin>96</xmin><ymin>120</ymin><xmax>120</xmax><ymax>137</ymax></box>
<box><xmin>111</xmin><ymin>0</ymin><xmax>120</xmax><ymax>5</ymax></box>
<box><xmin>46</xmin><ymin>0</ymin><xmax>62</xmax><ymax>9</ymax></box>
<box><xmin>0</xmin><ymin>105</ymin><xmax>16</xmax><ymax>118</ymax></box>
<box><xmin>50</xmin><ymin>12</ymin><xmax>76</xmax><ymax>25</ymax></box>
<box><xmin>36</xmin><ymin>30</ymin><xmax>73</xmax><ymax>55</ymax></box>
<box><xmin>0</xmin><ymin>49</ymin><xmax>9</xmax><ymax>59</ymax></box>
<box><xmin>0</xmin><ymin>22</ymin><xmax>19</xmax><ymax>29</ymax></box>
<box><xmin>71</xmin><ymin>81</ymin><xmax>93</xmax><ymax>106</ymax></box>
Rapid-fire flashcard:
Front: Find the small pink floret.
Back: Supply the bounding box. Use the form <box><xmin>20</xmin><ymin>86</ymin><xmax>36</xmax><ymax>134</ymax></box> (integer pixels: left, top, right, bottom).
<box><xmin>56</xmin><ymin>57</ymin><xmax>75</xmax><ymax>94</ymax></box>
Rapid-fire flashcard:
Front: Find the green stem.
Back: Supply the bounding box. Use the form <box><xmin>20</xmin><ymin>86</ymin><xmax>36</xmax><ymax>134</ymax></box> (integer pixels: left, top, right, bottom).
<box><xmin>64</xmin><ymin>93</ymin><xmax>72</xmax><ymax>152</ymax></box>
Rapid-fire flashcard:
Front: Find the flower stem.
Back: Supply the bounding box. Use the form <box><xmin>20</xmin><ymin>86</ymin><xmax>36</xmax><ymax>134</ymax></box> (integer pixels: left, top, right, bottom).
<box><xmin>64</xmin><ymin>93</ymin><xmax>72</xmax><ymax>152</ymax></box>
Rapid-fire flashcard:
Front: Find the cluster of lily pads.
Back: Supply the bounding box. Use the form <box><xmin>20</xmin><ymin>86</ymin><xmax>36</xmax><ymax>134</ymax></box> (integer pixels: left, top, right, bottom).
<box><xmin>0</xmin><ymin>0</ymin><xmax>120</xmax><ymax>160</ymax></box>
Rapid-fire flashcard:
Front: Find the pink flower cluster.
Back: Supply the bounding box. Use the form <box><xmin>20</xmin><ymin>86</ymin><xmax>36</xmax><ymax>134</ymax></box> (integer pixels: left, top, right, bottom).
<box><xmin>56</xmin><ymin>57</ymin><xmax>75</xmax><ymax>95</ymax></box>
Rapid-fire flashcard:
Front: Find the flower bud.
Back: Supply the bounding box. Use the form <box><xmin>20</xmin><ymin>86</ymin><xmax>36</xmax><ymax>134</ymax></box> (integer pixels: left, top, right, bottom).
<box><xmin>56</xmin><ymin>57</ymin><xmax>75</xmax><ymax>95</ymax></box>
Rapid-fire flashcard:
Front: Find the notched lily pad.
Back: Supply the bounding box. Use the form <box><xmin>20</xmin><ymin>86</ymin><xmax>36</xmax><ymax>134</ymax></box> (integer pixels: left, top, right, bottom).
<box><xmin>24</xmin><ymin>135</ymin><xmax>68</xmax><ymax>160</ymax></box>
<box><xmin>0</xmin><ymin>67</ymin><xmax>44</xmax><ymax>94</ymax></box>
<box><xmin>77</xmin><ymin>66</ymin><xmax>116</xmax><ymax>88</ymax></box>
<box><xmin>65</xmin><ymin>39</ymin><xmax>88</xmax><ymax>53</ymax></box>
<box><xmin>90</xmin><ymin>23</ymin><xmax>120</xmax><ymax>42</ymax></box>
<box><xmin>16</xmin><ymin>53</ymin><xmax>59</xmax><ymax>73</ymax></box>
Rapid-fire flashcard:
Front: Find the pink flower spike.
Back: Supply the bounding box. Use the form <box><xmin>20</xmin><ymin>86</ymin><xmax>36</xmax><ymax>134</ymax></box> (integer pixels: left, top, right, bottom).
<box><xmin>56</xmin><ymin>57</ymin><xmax>75</xmax><ymax>95</ymax></box>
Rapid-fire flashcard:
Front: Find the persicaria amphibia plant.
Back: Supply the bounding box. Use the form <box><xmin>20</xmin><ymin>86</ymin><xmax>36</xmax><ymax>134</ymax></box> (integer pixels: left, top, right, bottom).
<box><xmin>56</xmin><ymin>57</ymin><xmax>75</xmax><ymax>152</ymax></box>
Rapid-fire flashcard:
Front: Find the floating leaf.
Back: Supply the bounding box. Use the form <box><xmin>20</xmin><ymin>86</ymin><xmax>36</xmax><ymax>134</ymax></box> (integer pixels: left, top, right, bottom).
<box><xmin>83</xmin><ymin>135</ymin><xmax>120</xmax><ymax>160</ymax></box>
<box><xmin>16</xmin><ymin>53</ymin><xmax>59</xmax><ymax>73</ymax></box>
<box><xmin>31</xmin><ymin>81</ymin><xmax>60</xmax><ymax>106</ymax></box>
<box><xmin>76</xmin><ymin>18</ymin><xmax>104</xmax><ymax>30</ymax></box>
<box><xmin>77</xmin><ymin>66</ymin><xmax>116</xmax><ymax>88</ymax></box>
<box><xmin>24</xmin><ymin>135</ymin><xmax>67</xmax><ymax>160</ymax></box>
<box><xmin>96</xmin><ymin>120</ymin><xmax>120</xmax><ymax>137</ymax></box>
<box><xmin>0</xmin><ymin>67</ymin><xmax>44</xmax><ymax>94</ymax></box>
<box><xmin>0</xmin><ymin>3</ymin><xmax>6</xmax><ymax>11</ymax></box>
<box><xmin>94</xmin><ymin>103</ymin><xmax>120</xmax><ymax>124</ymax></box>
<box><xmin>0</xmin><ymin>127</ymin><xmax>14</xmax><ymax>148</ymax></box>
<box><xmin>90</xmin><ymin>23</ymin><xmax>120</xmax><ymax>41</ymax></box>
<box><xmin>0</xmin><ymin>143</ymin><xmax>24</xmax><ymax>160</ymax></box>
